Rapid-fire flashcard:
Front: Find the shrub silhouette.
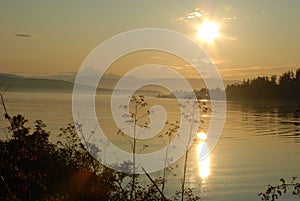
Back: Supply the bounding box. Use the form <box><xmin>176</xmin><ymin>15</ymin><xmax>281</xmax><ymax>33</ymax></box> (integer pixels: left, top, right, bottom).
<box><xmin>0</xmin><ymin>95</ymin><xmax>202</xmax><ymax>200</ymax></box>
<box><xmin>0</xmin><ymin>114</ymin><xmax>111</xmax><ymax>200</ymax></box>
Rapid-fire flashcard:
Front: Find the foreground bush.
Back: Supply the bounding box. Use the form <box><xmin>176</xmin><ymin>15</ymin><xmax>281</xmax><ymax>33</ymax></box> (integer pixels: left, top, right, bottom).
<box><xmin>0</xmin><ymin>94</ymin><xmax>201</xmax><ymax>200</ymax></box>
<box><xmin>0</xmin><ymin>114</ymin><xmax>111</xmax><ymax>200</ymax></box>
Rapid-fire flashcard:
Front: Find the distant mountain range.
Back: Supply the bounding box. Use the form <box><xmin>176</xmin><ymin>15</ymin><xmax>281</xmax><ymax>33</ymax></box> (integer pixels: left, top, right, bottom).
<box><xmin>0</xmin><ymin>72</ymin><xmax>240</xmax><ymax>94</ymax></box>
<box><xmin>0</xmin><ymin>73</ymin><xmax>163</xmax><ymax>95</ymax></box>
<box><xmin>33</xmin><ymin>72</ymin><xmax>240</xmax><ymax>89</ymax></box>
<box><xmin>0</xmin><ymin>73</ymin><xmax>75</xmax><ymax>93</ymax></box>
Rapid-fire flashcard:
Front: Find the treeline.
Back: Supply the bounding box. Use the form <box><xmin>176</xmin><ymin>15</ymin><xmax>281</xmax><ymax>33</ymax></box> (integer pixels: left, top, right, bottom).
<box><xmin>158</xmin><ymin>88</ymin><xmax>224</xmax><ymax>100</ymax></box>
<box><xmin>226</xmin><ymin>68</ymin><xmax>300</xmax><ymax>102</ymax></box>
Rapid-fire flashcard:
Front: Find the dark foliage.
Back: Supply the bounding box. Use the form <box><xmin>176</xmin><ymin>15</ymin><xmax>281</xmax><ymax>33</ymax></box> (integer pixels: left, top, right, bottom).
<box><xmin>258</xmin><ymin>177</ymin><xmax>300</xmax><ymax>200</ymax></box>
<box><xmin>0</xmin><ymin>114</ymin><xmax>170</xmax><ymax>200</ymax></box>
<box><xmin>0</xmin><ymin>114</ymin><xmax>112</xmax><ymax>200</ymax></box>
<box><xmin>0</xmin><ymin>94</ymin><xmax>201</xmax><ymax>200</ymax></box>
<box><xmin>226</xmin><ymin>68</ymin><xmax>300</xmax><ymax>102</ymax></box>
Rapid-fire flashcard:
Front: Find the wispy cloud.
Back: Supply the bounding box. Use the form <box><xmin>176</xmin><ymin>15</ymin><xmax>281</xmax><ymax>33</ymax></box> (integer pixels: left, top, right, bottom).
<box><xmin>150</xmin><ymin>56</ymin><xmax>163</xmax><ymax>60</ymax></box>
<box><xmin>220</xmin><ymin>63</ymin><xmax>300</xmax><ymax>80</ymax></box>
<box><xmin>15</xmin><ymin>33</ymin><xmax>33</xmax><ymax>38</ymax></box>
<box><xmin>168</xmin><ymin>65</ymin><xmax>184</xmax><ymax>70</ymax></box>
<box><xmin>189</xmin><ymin>57</ymin><xmax>231</xmax><ymax>65</ymax></box>
<box><xmin>211</xmin><ymin>58</ymin><xmax>232</xmax><ymax>65</ymax></box>
<box><xmin>14</xmin><ymin>32</ymin><xmax>40</xmax><ymax>39</ymax></box>
<box><xmin>13</xmin><ymin>33</ymin><xmax>38</xmax><ymax>38</ymax></box>
<box><xmin>221</xmin><ymin>64</ymin><xmax>299</xmax><ymax>72</ymax></box>
<box><xmin>221</xmin><ymin>36</ymin><xmax>238</xmax><ymax>41</ymax></box>
<box><xmin>177</xmin><ymin>8</ymin><xmax>241</xmax><ymax>23</ymax></box>
<box><xmin>222</xmin><ymin>16</ymin><xmax>238</xmax><ymax>21</ymax></box>
<box><xmin>176</xmin><ymin>8</ymin><xmax>205</xmax><ymax>22</ymax></box>
<box><xmin>0</xmin><ymin>31</ymin><xmax>39</xmax><ymax>38</ymax></box>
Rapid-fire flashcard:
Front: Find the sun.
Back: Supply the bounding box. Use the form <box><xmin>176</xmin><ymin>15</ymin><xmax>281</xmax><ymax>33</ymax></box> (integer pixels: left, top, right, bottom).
<box><xmin>197</xmin><ymin>19</ymin><xmax>220</xmax><ymax>44</ymax></box>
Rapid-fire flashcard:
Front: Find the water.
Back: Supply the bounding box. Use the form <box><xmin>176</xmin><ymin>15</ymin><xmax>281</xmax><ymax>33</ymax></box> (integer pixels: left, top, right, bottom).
<box><xmin>0</xmin><ymin>92</ymin><xmax>299</xmax><ymax>201</ymax></box>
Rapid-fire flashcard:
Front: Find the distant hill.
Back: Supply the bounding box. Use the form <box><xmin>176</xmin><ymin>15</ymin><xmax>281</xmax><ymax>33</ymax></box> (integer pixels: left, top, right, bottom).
<box><xmin>33</xmin><ymin>72</ymin><xmax>240</xmax><ymax>90</ymax></box>
<box><xmin>0</xmin><ymin>72</ymin><xmax>240</xmax><ymax>95</ymax></box>
<box><xmin>0</xmin><ymin>73</ymin><xmax>76</xmax><ymax>93</ymax></box>
<box><xmin>0</xmin><ymin>74</ymin><xmax>161</xmax><ymax>96</ymax></box>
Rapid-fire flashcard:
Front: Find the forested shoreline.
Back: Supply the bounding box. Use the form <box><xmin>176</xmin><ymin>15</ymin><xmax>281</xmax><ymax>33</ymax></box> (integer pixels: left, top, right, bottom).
<box><xmin>226</xmin><ymin>68</ymin><xmax>300</xmax><ymax>103</ymax></box>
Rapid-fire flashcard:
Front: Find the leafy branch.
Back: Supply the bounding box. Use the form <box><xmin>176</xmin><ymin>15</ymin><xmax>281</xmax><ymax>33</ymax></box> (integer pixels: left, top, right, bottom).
<box><xmin>259</xmin><ymin>177</ymin><xmax>300</xmax><ymax>200</ymax></box>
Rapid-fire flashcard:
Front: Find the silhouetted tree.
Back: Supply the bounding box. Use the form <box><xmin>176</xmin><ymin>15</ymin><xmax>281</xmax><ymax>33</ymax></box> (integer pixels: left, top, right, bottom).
<box><xmin>226</xmin><ymin>68</ymin><xmax>300</xmax><ymax>102</ymax></box>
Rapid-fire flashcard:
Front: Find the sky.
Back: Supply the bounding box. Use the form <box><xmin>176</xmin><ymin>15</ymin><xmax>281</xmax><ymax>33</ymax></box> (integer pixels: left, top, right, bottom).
<box><xmin>0</xmin><ymin>0</ymin><xmax>300</xmax><ymax>80</ymax></box>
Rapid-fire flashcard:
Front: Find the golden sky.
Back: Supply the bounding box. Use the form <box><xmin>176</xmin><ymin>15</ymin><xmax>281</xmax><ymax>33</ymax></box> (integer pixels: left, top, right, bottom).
<box><xmin>0</xmin><ymin>1</ymin><xmax>299</xmax><ymax>80</ymax></box>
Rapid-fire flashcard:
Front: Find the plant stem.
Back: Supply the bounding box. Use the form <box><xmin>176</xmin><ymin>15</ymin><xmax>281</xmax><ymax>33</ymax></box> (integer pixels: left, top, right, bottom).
<box><xmin>162</xmin><ymin>133</ymin><xmax>172</xmax><ymax>194</ymax></box>
<box><xmin>0</xmin><ymin>93</ymin><xmax>15</xmax><ymax>134</ymax></box>
<box><xmin>181</xmin><ymin>103</ymin><xmax>196</xmax><ymax>201</ymax></box>
<box><xmin>130</xmin><ymin>102</ymin><xmax>138</xmax><ymax>201</ymax></box>
<box><xmin>0</xmin><ymin>175</ymin><xmax>12</xmax><ymax>197</ymax></box>
<box><xmin>141</xmin><ymin>167</ymin><xmax>166</xmax><ymax>199</ymax></box>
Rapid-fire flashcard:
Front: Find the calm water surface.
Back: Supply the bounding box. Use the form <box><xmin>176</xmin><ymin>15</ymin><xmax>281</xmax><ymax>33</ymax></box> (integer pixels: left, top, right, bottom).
<box><xmin>0</xmin><ymin>92</ymin><xmax>299</xmax><ymax>201</ymax></box>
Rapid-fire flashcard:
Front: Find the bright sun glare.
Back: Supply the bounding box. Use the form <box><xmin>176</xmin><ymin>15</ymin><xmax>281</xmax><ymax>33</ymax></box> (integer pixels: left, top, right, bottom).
<box><xmin>197</xmin><ymin>132</ymin><xmax>207</xmax><ymax>141</ymax></box>
<box><xmin>197</xmin><ymin>19</ymin><xmax>220</xmax><ymax>44</ymax></box>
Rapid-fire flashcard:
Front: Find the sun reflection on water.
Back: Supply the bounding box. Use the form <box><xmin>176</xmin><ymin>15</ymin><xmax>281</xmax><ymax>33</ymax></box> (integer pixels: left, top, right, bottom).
<box><xmin>197</xmin><ymin>132</ymin><xmax>211</xmax><ymax>180</ymax></box>
<box><xmin>197</xmin><ymin>131</ymin><xmax>208</xmax><ymax>141</ymax></box>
